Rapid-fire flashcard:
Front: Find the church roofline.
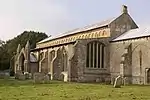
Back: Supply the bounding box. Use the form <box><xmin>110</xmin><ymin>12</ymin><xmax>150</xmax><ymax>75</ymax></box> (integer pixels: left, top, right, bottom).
<box><xmin>38</xmin><ymin>5</ymin><xmax>131</xmax><ymax>44</ymax></box>
<box><xmin>111</xmin><ymin>27</ymin><xmax>150</xmax><ymax>42</ymax></box>
<box><xmin>37</xmin><ymin>20</ymin><xmax>112</xmax><ymax>44</ymax></box>
<box><xmin>110</xmin><ymin>35</ymin><xmax>150</xmax><ymax>43</ymax></box>
<box><xmin>36</xmin><ymin>4</ymin><xmax>139</xmax><ymax>47</ymax></box>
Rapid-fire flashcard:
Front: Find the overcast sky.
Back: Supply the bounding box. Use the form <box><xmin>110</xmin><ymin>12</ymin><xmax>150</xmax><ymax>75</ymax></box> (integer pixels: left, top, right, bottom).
<box><xmin>0</xmin><ymin>0</ymin><xmax>150</xmax><ymax>41</ymax></box>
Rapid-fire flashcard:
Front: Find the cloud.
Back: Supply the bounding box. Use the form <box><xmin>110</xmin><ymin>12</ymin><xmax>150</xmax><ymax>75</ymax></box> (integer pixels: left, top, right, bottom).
<box><xmin>0</xmin><ymin>0</ymin><xmax>72</xmax><ymax>40</ymax></box>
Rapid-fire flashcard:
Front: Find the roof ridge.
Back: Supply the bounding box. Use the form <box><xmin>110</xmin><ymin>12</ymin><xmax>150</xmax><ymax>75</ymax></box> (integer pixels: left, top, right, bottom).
<box><xmin>38</xmin><ymin>17</ymin><xmax>117</xmax><ymax>44</ymax></box>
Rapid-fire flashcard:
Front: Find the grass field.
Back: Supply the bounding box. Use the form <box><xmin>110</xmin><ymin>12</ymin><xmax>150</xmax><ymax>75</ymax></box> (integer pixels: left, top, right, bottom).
<box><xmin>0</xmin><ymin>79</ymin><xmax>150</xmax><ymax>100</ymax></box>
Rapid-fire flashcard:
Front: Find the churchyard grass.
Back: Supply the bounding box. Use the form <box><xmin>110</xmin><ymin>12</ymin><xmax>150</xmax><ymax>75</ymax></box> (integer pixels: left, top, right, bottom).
<box><xmin>0</xmin><ymin>79</ymin><xmax>150</xmax><ymax>100</ymax></box>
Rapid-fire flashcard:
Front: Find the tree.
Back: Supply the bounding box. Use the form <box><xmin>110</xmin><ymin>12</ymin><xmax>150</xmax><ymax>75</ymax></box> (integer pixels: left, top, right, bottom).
<box><xmin>0</xmin><ymin>31</ymin><xmax>48</xmax><ymax>70</ymax></box>
<box><xmin>0</xmin><ymin>40</ymin><xmax>10</xmax><ymax>70</ymax></box>
<box><xmin>0</xmin><ymin>39</ymin><xmax>5</xmax><ymax>47</ymax></box>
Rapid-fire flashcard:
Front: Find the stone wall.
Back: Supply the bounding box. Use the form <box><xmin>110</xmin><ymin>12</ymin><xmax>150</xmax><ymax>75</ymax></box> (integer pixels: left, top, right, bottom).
<box><xmin>53</xmin><ymin>48</ymin><xmax>63</xmax><ymax>80</ymax></box>
<box><xmin>70</xmin><ymin>43</ymin><xmax>78</xmax><ymax>81</ymax></box>
<box><xmin>75</xmin><ymin>38</ymin><xmax>111</xmax><ymax>83</ymax></box>
<box><xmin>37</xmin><ymin>43</ymin><xmax>76</xmax><ymax>82</ymax></box>
<box><xmin>109</xmin><ymin>13</ymin><xmax>138</xmax><ymax>40</ymax></box>
<box><xmin>40</xmin><ymin>50</ymin><xmax>48</xmax><ymax>74</ymax></box>
<box><xmin>110</xmin><ymin>37</ymin><xmax>150</xmax><ymax>84</ymax></box>
<box><xmin>35</xmin><ymin>38</ymin><xmax>112</xmax><ymax>83</ymax></box>
<box><xmin>30</xmin><ymin>62</ymin><xmax>39</xmax><ymax>76</ymax></box>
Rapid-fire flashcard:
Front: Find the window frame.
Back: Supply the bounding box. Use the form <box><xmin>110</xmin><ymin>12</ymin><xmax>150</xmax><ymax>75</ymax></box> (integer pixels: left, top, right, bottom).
<box><xmin>86</xmin><ymin>41</ymin><xmax>105</xmax><ymax>69</ymax></box>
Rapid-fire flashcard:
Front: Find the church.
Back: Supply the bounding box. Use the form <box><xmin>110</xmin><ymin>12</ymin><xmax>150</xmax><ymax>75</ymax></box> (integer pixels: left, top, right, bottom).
<box><xmin>14</xmin><ymin>5</ymin><xmax>150</xmax><ymax>84</ymax></box>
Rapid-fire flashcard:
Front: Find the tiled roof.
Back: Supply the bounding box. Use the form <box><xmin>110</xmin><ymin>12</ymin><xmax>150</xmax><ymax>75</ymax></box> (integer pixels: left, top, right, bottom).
<box><xmin>38</xmin><ymin>17</ymin><xmax>116</xmax><ymax>43</ymax></box>
<box><xmin>112</xmin><ymin>27</ymin><xmax>150</xmax><ymax>41</ymax></box>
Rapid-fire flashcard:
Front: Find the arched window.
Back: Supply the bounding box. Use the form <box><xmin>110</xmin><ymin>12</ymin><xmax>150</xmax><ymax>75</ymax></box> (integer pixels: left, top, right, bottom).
<box><xmin>86</xmin><ymin>41</ymin><xmax>105</xmax><ymax>68</ymax></box>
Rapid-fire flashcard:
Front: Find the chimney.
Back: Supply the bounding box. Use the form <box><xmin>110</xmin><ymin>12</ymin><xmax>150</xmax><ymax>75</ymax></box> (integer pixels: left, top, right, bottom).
<box><xmin>122</xmin><ymin>5</ymin><xmax>128</xmax><ymax>14</ymax></box>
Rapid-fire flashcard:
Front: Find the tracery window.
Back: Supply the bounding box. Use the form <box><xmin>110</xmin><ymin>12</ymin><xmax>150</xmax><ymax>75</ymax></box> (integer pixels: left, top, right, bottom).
<box><xmin>86</xmin><ymin>41</ymin><xmax>105</xmax><ymax>68</ymax></box>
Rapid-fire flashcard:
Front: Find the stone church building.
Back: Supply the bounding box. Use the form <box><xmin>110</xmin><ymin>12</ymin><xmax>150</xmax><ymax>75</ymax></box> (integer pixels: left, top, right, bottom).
<box><xmin>14</xmin><ymin>5</ymin><xmax>150</xmax><ymax>84</ymax></box>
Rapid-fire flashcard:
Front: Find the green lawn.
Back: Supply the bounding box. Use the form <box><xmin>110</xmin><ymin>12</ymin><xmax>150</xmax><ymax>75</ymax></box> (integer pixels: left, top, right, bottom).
<box><xmin>0</xmin><ymin>79</ymin><xmax>150</xmax><ymax>100</ymax></box>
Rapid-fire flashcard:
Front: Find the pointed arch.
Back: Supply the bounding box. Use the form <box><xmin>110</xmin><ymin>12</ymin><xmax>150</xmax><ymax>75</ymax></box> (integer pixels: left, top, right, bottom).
<box><xmin>18</xmin><ymin>48</ymin><xmax>26</xmax><ymax>73</ymax></box>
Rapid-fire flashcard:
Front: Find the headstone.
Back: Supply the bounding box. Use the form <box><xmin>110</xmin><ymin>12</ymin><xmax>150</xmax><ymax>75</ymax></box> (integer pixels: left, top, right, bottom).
<box><xmin>15</xmin><ymin>70</ymin><xmax>26</xmax><ymax>80</ymax></box>
<box><xmin>48</xmin><ymin>72</ymin><xmax>52</xmax><ymax>80</ymax></box>
<box><xmin>44</xmin><ymin>74</ymin><xmax>50</xmax><ymax>83</ymax></box>
<box><xmin>114</xmin><ymin>75</ymin><xmax>122</xmax><ymax>88</ymax></box>
<box><xmin>24</xmin><ymin>72</ymin><xmax>29</xmax><ymax>79</ymax></box>
<box><xmin>18</xmin><ymin>74</ymin><xmax>26</xmax><ymax>80</ymax></box>
<box><xmin>15</xmin><ymin>70</ymin><xmax>23</xmax><ymax>79</ymax></box>
<box><xmin>61</xmin><ymin>72</ymin><xmax>68</xmax><ymax>82</ymax></box>
<box><xmin>28</xmin><ymin>73</ymin><xmax>32</xmax><ymax>79</ymax></box>
<box><xmin>33</xmin><ymin>72</ymin><xmax>50</xmax><ymax>83</ymax></box>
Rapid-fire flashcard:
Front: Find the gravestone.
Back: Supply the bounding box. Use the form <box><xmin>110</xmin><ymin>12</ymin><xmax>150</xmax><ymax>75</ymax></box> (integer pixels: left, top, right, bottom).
<box><xmin>48</xmin><ymin>72</ymin><xmax>52</xmax><ymax>80</ymax></box>
<box><xmin>33</xmin><ymin>72</ymin><xmax>50</xmax><ymax>83</ymax></box>
<box><xmin>15</xmin><ymin>70</ymin><xmax>26</xmax><ymax>80</ymax></box>
<box><xmin>43</xmin><ymin>74</ymin><xmax>50</xmax><ymax>83</ymax></box>
<box><xmin>61</xmin><ymin>72</ymin><xmax>68</xmax><ymax>82</ymax></box>
<box><xmin>28</xmin><ymin>73</ymin><xmax>32</xmax><ymax>79</ymax></box>
<box><xmin>114</xmin><ymin>75</ymin><xmax>122</xmax><ymax>88</ymax></box>
<box><xmin>15</xmin><ymin>70</ymin><xmax>23</xmax><ymax>79</ymax></box>
<box><xmin>18</xmin><ymin>74</ymin><xmax>26</xmax><ymax>80</ymax></box>
<box><xmin>24</xmin><ymin>72</ymin><xmax>29</xmax><ymax>79</ymax></box>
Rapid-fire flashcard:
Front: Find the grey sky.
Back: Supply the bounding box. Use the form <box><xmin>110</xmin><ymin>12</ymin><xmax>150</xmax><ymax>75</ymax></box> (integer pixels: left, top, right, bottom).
<box><xmin>0</xmin><ymin>0</ymin><xmax>150</xmax><ymax>41</ymax></box>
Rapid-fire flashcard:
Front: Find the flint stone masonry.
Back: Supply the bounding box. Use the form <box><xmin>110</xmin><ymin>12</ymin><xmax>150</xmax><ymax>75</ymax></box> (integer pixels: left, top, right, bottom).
<box><xmin>110</xmin><ymin>37</ymin><xmax>150</xmax><ymax>84</ymax></box>
<box><xmin>14</xmin><ymin>5</ymin><xmax>150</xmax><ymax>85</ymax></box>
<box><xmin>33</xmin><ymin>72</ymin><xmax>50</xmax><ymax>83</ymax></box>
<box><xmin>75</xmin><ymin>39</ymin><xmax>110</xmax><ymax>82</ymax></box>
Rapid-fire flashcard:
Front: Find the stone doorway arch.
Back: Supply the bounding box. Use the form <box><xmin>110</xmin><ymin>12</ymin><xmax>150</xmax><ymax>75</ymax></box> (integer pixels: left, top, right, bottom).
<box><xmin>18</xmin><ymin>50</ymin><xmax>26</xmax><ymax>73</ymax></box>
